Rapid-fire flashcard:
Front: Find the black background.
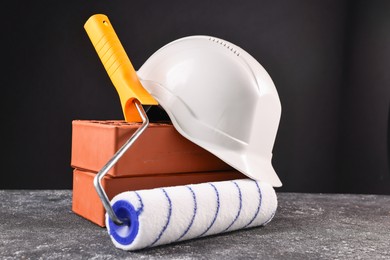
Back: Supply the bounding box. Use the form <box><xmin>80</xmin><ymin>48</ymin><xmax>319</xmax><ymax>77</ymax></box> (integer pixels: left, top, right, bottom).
<box><xmin>3</xmin><ymin>1</ymin><xmax>390</xmax><ymax>194</ymax></box>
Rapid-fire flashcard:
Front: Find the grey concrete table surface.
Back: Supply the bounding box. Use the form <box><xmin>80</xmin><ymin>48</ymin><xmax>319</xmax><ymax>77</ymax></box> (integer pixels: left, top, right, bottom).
<box><xmin>0</xmin><ymin>190</ymin><xmax>389</xmax><ymax>260</ymax></box>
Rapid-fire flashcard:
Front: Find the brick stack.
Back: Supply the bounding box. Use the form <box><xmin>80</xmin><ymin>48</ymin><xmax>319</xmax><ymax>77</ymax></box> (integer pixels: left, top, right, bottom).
<box><xmin>70</xmin><ymin>120</ymin><xmax>245</xmax><ymax>226</ymax></box>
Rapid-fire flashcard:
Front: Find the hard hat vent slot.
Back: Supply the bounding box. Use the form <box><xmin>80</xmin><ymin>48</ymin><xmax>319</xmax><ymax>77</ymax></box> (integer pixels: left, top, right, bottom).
<box><xmin>209</xmin><ymin>37</ymin><xmax>240</xmax><ymax>57</ymax></box>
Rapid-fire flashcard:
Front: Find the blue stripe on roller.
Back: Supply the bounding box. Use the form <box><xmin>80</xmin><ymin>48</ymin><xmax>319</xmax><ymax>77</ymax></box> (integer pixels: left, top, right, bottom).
<box><xmin>262</xmin><ymin>210</ymin><xmax>276</xmax><ymax>226</ymax></box>
<box><xmin>149</xmin><ymin>189</ymin><xmax>172</xmax><ymax>247</ymax></box>
<box><xmin>198</xmin><ymin>183</ymin><xmax>220</xmax><ymax>237</ymax></box>
<box><xmin>223</xmin><ymin>181</ymin><xmax>242</xmax><ymax>232</ymax></box>
<box><xmin>176</xmin><ymin>186</ymin><xmax>197</xmax><ymax>241</ymax></box>
<box><xmin>244</xmin><ymin>181</ymin><xmax>262</xmax><ymax>228</ymax></box>
<box><xmin>134</xmin><ymin>191</ymin><xmax>144</xmax><ymax>215</ymax></box>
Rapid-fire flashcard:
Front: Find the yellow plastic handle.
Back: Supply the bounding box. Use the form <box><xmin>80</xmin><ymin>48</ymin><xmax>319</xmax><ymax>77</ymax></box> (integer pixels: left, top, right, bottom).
<box><xmin>84</xmin><ymin>14</ymin><xmax>158</xmax><ymax>122</ymax></box>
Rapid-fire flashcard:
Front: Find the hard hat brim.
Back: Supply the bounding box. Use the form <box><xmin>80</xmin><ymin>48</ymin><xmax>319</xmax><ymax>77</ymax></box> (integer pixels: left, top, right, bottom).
<box><xmin>140</xmin><ymin>79</ymin><xmax>282</xmax><ymax>187</ymax></box>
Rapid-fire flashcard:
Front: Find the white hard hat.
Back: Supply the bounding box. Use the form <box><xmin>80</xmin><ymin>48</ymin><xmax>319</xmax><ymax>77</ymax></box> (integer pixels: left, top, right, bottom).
<box><xmin>137</xmin><ymin>35</ymin><xmax>282</xmax><ymax>187</ymax></box>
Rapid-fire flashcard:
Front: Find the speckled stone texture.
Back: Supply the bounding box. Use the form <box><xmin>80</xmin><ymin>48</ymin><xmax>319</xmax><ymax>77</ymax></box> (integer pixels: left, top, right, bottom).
<box><xmin>0</xmin><ymin>190</ymin><xmax>389</xmax><ymax>259</ymax></box>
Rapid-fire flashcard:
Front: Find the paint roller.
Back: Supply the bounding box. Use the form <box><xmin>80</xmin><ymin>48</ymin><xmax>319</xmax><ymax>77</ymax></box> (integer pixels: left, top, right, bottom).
<box><xmin>108</xmin><ymin>178</ymin><xmax>277</xmax><ymax>251</ymax></box>
<box><xmin>84</xmin><ymin>14</ymin><xmax>281</xmax><ymax>251</ymax></box>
